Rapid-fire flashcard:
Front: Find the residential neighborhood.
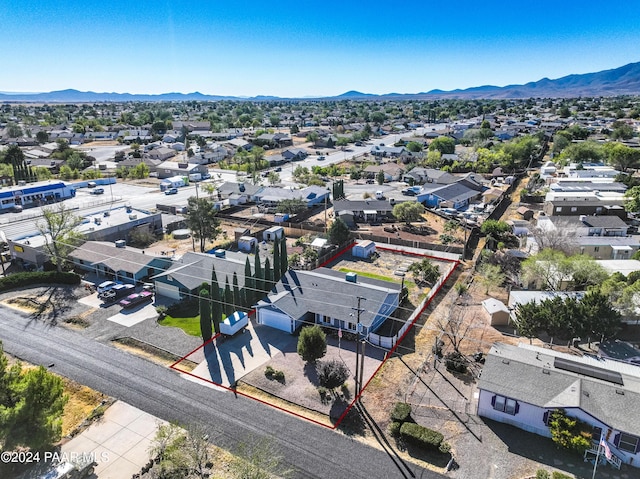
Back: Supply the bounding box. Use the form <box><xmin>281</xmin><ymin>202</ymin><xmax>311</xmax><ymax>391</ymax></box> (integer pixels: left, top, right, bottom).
<box><xmin>0</xmin><ymin>93</ymin><xmax>640</xmax><ymax>479</ymax></box>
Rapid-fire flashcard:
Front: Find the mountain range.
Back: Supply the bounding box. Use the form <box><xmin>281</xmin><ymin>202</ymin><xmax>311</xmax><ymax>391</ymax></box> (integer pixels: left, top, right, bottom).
<box><xmin>2</xmin><ymin>62</ymin><xmax>640</xmax><ymax>102</ymax></box>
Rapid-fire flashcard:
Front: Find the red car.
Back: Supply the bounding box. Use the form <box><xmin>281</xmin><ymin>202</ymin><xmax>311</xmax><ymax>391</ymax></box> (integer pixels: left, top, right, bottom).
<box><xmin>119</xmin><ymin>291</ymin><xmax>153</xmax><ymax>309</ymax></box>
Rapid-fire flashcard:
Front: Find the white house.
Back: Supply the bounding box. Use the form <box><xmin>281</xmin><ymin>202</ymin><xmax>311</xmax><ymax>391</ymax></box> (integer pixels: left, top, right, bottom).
<box><xmin>478</xmin><ymin>343</ymin><xmax>640</xmax><ymax>470</ymax></box>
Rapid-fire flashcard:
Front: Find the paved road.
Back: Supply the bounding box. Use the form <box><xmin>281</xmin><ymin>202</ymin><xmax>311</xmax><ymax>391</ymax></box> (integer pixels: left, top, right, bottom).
<box><xmin>0</xmin><ymin>308</ymin><xmax>446</xmax><ymax>479</ymax></box>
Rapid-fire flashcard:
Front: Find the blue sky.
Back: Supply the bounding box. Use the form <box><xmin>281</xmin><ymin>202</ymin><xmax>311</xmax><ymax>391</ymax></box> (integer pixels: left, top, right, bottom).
<box><xmin>2</xmin><ymin>1</ymin><xmax>640</xmax><ymax>97</ymax></box>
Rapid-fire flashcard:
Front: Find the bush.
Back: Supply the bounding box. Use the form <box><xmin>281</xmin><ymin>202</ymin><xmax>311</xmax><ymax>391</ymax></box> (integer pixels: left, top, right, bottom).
<box><xmin>438</xmin><ymin>442</ymin><xmax>451</xmax><ymax>454</ymax></box>
<box><xmin>551</xmin><ymin>472</ymin><xmax>573</xmax><ymax>479</ymax></box>
<box><xmin>273</xmin><ymin>370</ymin><xmax>285</xmax><ymax>381</ymax></box>
<box><xmin>0</xmin><ymin>271</ymin><xmax>80</xmax><ymax>292</ymax></box>
<box><xmin>166</xmin><ymin>298</ymin><xmax>199</xmax><ymax>317</ymax></box>
<box><xmin>548</xmin><ymin>409</ymin><xmax>592</xmax><ymax>454</ymax></box>
<box><xmin>297</xmin><ymin>325</ymin><xmax>327</xmax><ymax>363</ymax></box>
<box><xmin>445</xmin><ymin>352</ymin><xmax>468</xmax><ymax>373</ymax></box>
<box><xmin>388</xmin><ymin>421</ymin><xmax>401</xmax><ymax>437</ymax></box>
<box><xmin>536</xmin><ymin>470</ymin><xmax>550</xmax><ymax>479</ymax></box>
<box><xmin>400</xmin><ymin>422</ymin><xmax>444</xmax><ymax>451</ymax></box>
<box><xmin>390</xmin><ymin>402</ymin><xmax>412</xmax><ymax>423</ymax></box>
<box><xmin>316</xmin><ymin>359</ymin><xmax>349</xmax><ymax>389</ymax></box>
<box><xmin>265</xmin><ymin>366</ymin><xmax>275</xmax><ymax>378</ymax></box>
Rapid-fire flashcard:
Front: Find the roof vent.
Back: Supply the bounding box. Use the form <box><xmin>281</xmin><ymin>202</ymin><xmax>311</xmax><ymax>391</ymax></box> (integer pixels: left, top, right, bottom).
<box><xmin>542</xmin><ymin>369</ymin><xmax>550</xmax><ymax>375</ymax></box>
<box><xmin>616</xmin><ymin>389</ymin><xmax>625</xmax><ymax>395</ymax></box>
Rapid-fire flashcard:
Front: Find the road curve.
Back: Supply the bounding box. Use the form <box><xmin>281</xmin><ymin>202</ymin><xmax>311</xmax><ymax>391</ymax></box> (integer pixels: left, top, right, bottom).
<box><xmin>0</xmin><ymin>308</ymin><xmax>446</xmax><ymax>479</ymax></box>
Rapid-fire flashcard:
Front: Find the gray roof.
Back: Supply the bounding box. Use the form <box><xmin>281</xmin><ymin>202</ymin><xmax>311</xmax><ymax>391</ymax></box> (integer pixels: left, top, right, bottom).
<box><xmin>255</xmin><ymin>185</ymin><xmax>328</xmax><ymax>204</ymax></box>
<box><xmin>217</xmin><ymin>182</ymin><xmax>263</xmax><ymax>197</ymax></box>
<box><xmin>545</xmin><ymin>215</ymin><xmax>628</xmax><ymax>230</ymax></box>
<box><xmin>417</xmin><ymin>182</ymin><xmax>480</xmax><ymax>204</ymax></box>
<box><xmin>332</xmin><ymin>199</ymin><xmax>393</xmax><ymax>213</ymax></box>
<box><xmin>69</xmin><ymin>241</ymin><xmax>172</xmax><ymax>275</ymax></box>
<box><xmin>156</xmin><ymin>251</ymin><xmax>251</xmax><ymax>291</ymax></box>
<box><xmin>257</xmin><ymin>268</ymin><xmax>401</xmax><ymax>329</ymax></box>
<box><xmin>479</xmin><ymin>343</ymin><xmax>640</xmax><ymax>435</ymax></box>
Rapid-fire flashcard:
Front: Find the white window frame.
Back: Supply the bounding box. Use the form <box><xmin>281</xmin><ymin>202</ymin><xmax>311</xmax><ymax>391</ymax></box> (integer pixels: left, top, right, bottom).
<box><xmin>618</xmin><ymin>433</ymin><xmax>639</xmax><ymax>453</ymax></box>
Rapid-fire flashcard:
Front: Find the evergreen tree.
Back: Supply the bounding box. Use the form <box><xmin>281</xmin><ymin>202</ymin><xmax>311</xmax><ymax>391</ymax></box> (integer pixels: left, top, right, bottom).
<box><xmin>210</xmin><ymin>268</ymin><xmax>222</xmax><ymax>334</ymax></box>
<box><xmin>280</xmin><ymin>235</ymin><xmax>288</xmax><ymax>277</ymax></box>
<box><xmin>224</xmin><ymin>278</ymin><xmax>233</xmax><ymax>316</ymax></box>
<box><xmin>232</xmin><ymin>272</ymin><xmax>241</xmax><ymax>311</ymax></box>
<box><xmin>244</xmin><ymin>257</ymin><xmax>254</xmax><ymax>308</ymax></box>
<box><xmin>264</xmin><ymin>257</ymin><xmax>273</xmax><ymax>293</ymax></box>
<box><xmin>273</xmin><ymin>238</ymin><xmax>281</xmax><ymax>283</ymax></box>
<box><xmin>199</xmin><ymin>286</ymin><xmax>212</xmax><ymax>341</ymax></box>
<box><xmin>254</xmin><ymin>249</ymin><xmax>264</xmax><ymax>297</ymax></box>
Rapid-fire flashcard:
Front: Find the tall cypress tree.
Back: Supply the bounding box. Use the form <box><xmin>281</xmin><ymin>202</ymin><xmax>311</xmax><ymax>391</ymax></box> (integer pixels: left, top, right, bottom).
<box><xmin>199</xmin><ymin>287</ymin><xmax>212</xmax><ymax>341</ymax></box>
<box><xmin>280</xmin><ymin>235</ymin><xmax>288</xmax><ymax>277</ymax></box>
<box><xmin>232</xmin><ymin>272</ymin><xmax>241</xmax><ymax>311</ymax></box>
<box><xmin>254</xmin><ymin>249</ymin><xmax>263</xmax><ymax>296</ymax></box>
<box><xmin>273</xmin><ymin>238</ymin><xmax>281</xmax><ymax>283</ymax></box>
<box><xmin>224</xmin><ymin>278</ymin><xmax>233</xmax><ymax>317</ymax></box>
<box><xmin>244</xmin><ymin>257</ymin><xmax>254</xmax><ymax>308</ymax></box>
<box><xmin>211</xmin><ymin>268</ymin><xmax>222</xmax><ymax>334</ymax></box>
<box><xmin>264</xmin><ymin>257</ymin><xmax>273</xmax><ymax>293</ymax></box>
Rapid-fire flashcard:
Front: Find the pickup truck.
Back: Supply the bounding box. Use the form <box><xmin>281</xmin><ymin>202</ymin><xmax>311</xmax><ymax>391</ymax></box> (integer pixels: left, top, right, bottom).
<box><xmin>100</xmin><ymin>283</ymin><xmax>135</xmax><ymax>303</ymax></box>
<box><xmin>119</xmin><ymin>291</ymin><xmax>153</xmax><ymax>309</ymax></box>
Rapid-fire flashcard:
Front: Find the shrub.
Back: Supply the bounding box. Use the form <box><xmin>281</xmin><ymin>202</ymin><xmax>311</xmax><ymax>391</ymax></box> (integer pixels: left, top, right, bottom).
<box><xmin>536</xmin><ymin>470</ymin><xmax>550</xmax><ymax>479</ymax></box>
<box><xmin>264</xmin><ymin>366</ymin><xmax>275</xmax><ymax>378</ymax></box>
<box><xmin>166</xmin><ymin>298</ymin><xmax>199</xmax><ymax>317</ymax></box>
<box><xmin>551</xmin><ymin>472</ymin><xmax>573</xmax><ymax>479</ymax></box>
<box><xmin>438</xmin><ymin>442</ymin><xmax>451</xmax><ymax>454</ymax></box>
<box><xmin>390</xmin><ymin>402</ymin><xmax>412</xmax><ymax>423</ymax></box>
<box><xmin>388</xmin><ymin>421</ymin><xmax>401</xmax><ymax>437</ymax></box>
<box><xmin>297</xmin><ymin>325</ymin><xmax>327</xmax><ymax>363</ymax></box>
<box><xmin>316</xmin><ymin>359</ymin><xmax>349</xmax><ymax>389</ymax></box>
<box><xmin>0</xmin><ymin>271</ymin><xmax>80</xmax><ymax>292</ymax></box>
<box><xmin>399</xmin><ymin>422</ymin><xmax>444</xmax><ymax>451</ymax></box>
<box><xmin>273</xmin><ymin>370</ymin><xmax>285</xmax><ymax>381</ymax></box>
<box><xmin>445</xmin><ymin>352</ymin><xmax>468</xmax><ymax>373</ymax></box>
<box><xmin>156</xmin><ymin>305</ymin><xmax>168</xmax><ymax>319</ymax></box>
<box><xmin>548</xmin><ymin>409</ymin><xmax>592</xmax><ymax>454</ymax></box>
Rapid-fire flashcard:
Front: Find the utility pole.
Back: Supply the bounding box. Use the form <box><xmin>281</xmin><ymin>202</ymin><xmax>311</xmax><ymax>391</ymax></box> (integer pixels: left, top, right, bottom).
<box><xmin>351</xmin><ymin>297</ymin><xmax>366</xmax><ymax>395</ymax></box>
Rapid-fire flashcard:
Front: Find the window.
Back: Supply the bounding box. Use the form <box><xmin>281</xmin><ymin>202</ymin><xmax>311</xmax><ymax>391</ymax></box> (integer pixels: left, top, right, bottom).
<box><xmin>618</xmin><ymin>433</ymin><xmax>639</xmax><ymax>453</ymax></box>
<box><xmin>492</xmin><ymin>395</ymin><xmax>518</xmax><ymax>415</ymax></box>
<box><xmin>594</xmin><ymin>247</ymin><xmax>599</xmax><ymax>253</ymax></box>
<box><xmin>571</xmin><ymin>207</ymin><xmax>577</xmax><ymax>213</ymax></box>
<box><xmin>556</xmin><ymin>207</ymin><xmax>562</xmax><ymax>213</ymax></box>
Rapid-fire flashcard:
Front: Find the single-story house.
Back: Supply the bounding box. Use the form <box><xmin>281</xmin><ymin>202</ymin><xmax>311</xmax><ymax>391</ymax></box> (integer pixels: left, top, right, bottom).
<box><xmin>155</xmin><ymin>161</ymin><xmax>208</xmax><ymax>180</ymax></box>
<box><xmin>332</xmin><ymin>199</ymin><xmax>394</xmax><ymax>223</ymax></box>
<box><xmin>215</xmin><ymin>182</ymin><xmax>263</xmax><ymax>204</ymax></box>
<box><xmin>152</xmin><ymin>251</ymin><xmax>252</xmax><ymax>301</ymax></box>
<box><xmin>148</xmin><ymin>147</ymin><xmax>176</xmax><ymax>161</ymax></box>
<box><xmin>69</xmin><ymin>241</ymin><xmax>172</xmax><ymax>284</ymax></box>
<box><xmin>417</xmin><ymin>182</ymin><xmax>482</xmax><ymax>210</ymax></box>
<box><xmin>363</xmin><ymin>163</ymin><xmax>405</xmax><ymax>182</ymax></box>
<box><xmin>478</xmin><ymin>342</ymin><xmax>640</xmax><ymax>469</ymax></box>
<box><xmin>255</xmin><ymin>268</ymin><xmax>401</xmax><ymax>334</ymax></box>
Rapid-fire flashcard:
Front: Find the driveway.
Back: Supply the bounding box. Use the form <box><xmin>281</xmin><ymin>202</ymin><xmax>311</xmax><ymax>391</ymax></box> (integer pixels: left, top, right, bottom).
<box><xmin>61</xmin><ymin>401</ymin><xmax>166</xmax><ymax>478</ymax></box>
<box><xmin>79</xmin><ymin>292</ymin><xmax>157</xmax><ymax>327</ymax></box>
<box><xmin>187</xmin><ymin>320</ymin><xmax>298</xmax><ymax>388</ymax></box>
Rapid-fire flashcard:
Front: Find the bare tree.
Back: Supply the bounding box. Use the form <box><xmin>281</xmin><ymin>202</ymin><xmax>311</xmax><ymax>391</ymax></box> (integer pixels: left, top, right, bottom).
<box><xmin>36</xmin><ymin>203</ymin><xmax>84</xmax><ymax>272</ymax></box>
<box><xmin>436</xmin><ymin>298</ymin><xmax>474</xmax><ymax>355</ymax></box>
<box><xmin>531</xmin><ymin>221</ymin><xmax>578</xmax><ymax>256</ymax></box>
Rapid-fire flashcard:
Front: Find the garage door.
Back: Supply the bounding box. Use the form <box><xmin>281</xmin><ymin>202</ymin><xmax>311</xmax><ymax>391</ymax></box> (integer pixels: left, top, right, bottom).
<box><xmin>258</xmin><ymin>308</ymin><xmax>294</xmax><ymax>334</ymax></box>
<box><xmin>155</xmin><ymin>281</ymin><xmax>181</xmax><ymax>300</ymax></box>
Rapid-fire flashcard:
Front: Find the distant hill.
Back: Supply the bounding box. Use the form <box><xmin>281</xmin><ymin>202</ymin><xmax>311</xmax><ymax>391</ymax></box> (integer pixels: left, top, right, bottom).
<box><xmin>1</xmin><ymin>62</ymin><xmax>640</xmax><ymax>102</ymax></box>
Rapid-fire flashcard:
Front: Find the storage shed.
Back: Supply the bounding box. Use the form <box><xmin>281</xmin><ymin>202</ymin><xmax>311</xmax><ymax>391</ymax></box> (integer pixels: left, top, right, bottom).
<box><xmin>263</xmin><ymin>226</ymin><xmax>284</xmax><ymax>242</ymax></box>
<box><xmin>352</xmin><ymin>240</ymin><xmax>376</xmax><ymax>258</ymax></box>
<box><xmin>481</xmin><ymin>298</ymin><xmax>510</xmax><ymax>326</ymax></box>
<box><xmin>238</xmin><ymin>236</ymin><xmax>258</xmax><ymax>253</ymax></box>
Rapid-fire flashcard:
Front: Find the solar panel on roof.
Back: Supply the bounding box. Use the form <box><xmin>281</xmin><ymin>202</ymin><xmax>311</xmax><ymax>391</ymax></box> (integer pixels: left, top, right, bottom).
<box><xmin>554</xmin><ymin>357</ymin><xmax>624</xmax><ymax>386</ymax></box>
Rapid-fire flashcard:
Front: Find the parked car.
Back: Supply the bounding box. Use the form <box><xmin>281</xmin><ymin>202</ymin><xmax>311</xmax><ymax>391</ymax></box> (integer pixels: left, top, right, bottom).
<box><xmin>100</xmin><ymin>283</ymin><xmax>135</xmax><ymax>303</ymax></box>
<box><xmin>119</xmin><ymin>291</ymin><xmax>153</xmax><ymax>309</ymax></box>
<box><xmin>87</xmin><ymin>181</ymin><xmax>97</xmax><ymax>188</ymax></box>
<box><xmin>402</xmin><ymin>188</ymin><xmax>417</xmax><ymax>196</ymax></box>
<box><xmin>366</xmin><ymin>179</ymin><xmax>375</xmax><ymax>184</ymax></box>
<box><xmin>11</xmin><ymin>204</ymin><xmax>23</xmax><ymax>212</ymax></box>
<box><xmin>164</xmin><ymin>188</ymin><xmax>178</xmax><ymax>195</ymax></box>
<box><xmin>97</xmin><ymin>280</ymin><xmax>122</xmax><ymax>295</ymax></box>
<box><xmin>317</xmin><ymin>155</ymin><xmax>326</xmax><ymax>161</ymax></box>
<box><xmin>90</xmin><ymin>188</ymin><xmax>105</xmax><ymax>195</ymax></box>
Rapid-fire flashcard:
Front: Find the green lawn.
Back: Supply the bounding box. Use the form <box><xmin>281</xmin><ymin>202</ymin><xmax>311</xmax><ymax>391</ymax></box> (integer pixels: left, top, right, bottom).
<box><xmin>159</xmin><ymin>315</ymin><xmax>201</xmax><ymax>337</ymax></box>
<box><xmin>337</xmin><ymin>268</ymin><xmax>416</xmax><ymax>287</ymax></box>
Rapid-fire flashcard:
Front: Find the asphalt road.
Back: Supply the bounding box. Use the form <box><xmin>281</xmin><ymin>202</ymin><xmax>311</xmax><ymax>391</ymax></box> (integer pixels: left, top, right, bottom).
<box><xmin>0</xmin><ymin>308</ymin><xmax>446</xmax><ymax>479</ymax></box>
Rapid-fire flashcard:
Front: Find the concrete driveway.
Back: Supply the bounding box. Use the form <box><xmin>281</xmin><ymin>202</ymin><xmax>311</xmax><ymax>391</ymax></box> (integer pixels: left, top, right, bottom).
<box><xmin>188</xmin><ymin>320</ymin><xmax>297</xmax><ymax>388</ymax></box>
<box><xmin>61</xmin><ymin>401</ymin><xmax>166</xmax><ymax>478</ymax></box>
<box><xmin>79</xmin><ymin>293</ymin><xmax>157</xmax><ymax>327</ymax></box>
